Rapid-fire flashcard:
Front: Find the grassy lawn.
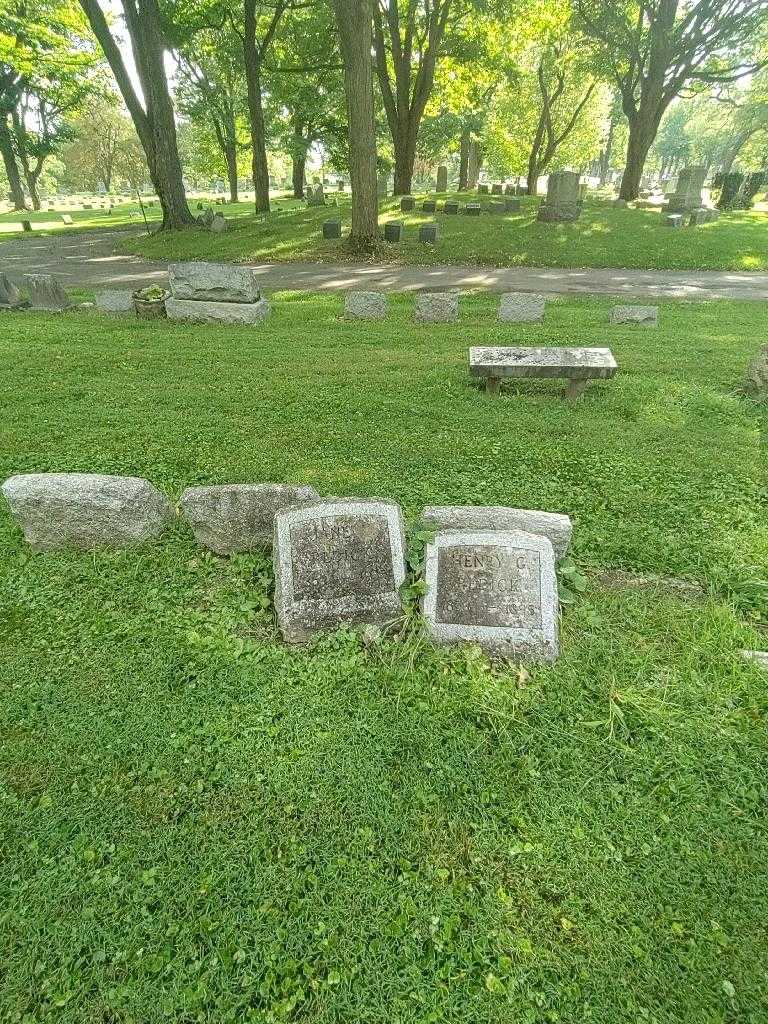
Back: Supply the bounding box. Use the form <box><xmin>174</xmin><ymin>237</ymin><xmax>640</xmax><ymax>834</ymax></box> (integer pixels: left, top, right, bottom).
<box><xmin>119</xmin><ymin>193</ymin><xmax>768</xmax><ymax>272</ymax></box>
<box><xmin>1</xmin><ymin>294</ymin><xmax>767</xmax><ymax>1022</ymax></box>
<box><xmin>0</xmin><ymin>194</ymin><xmax>304</xmax><ymax>240</ymax></box>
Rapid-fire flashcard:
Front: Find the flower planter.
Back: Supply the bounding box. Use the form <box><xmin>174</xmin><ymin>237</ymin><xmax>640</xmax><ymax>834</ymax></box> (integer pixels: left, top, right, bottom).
<box><xmin>133</xmin><ymin>290</ymin><xmax>169</xmax><ymax>320</ymax></box>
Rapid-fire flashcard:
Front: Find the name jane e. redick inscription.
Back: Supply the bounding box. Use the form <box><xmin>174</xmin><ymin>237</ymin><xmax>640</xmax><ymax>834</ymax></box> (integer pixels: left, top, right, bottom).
<box><xmin>273</xmin><ymin>499</ymin><xmax>406</xmax><ymax>643</ymax></box>
<box><xmin>423</xmin><ymin>529</ymin><xmax>559</xmax><ymax>661</ymax></box>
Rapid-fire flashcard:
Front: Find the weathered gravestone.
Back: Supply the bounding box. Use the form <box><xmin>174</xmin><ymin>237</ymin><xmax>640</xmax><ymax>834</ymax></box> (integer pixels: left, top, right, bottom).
<box><xmin>505</xmin><ymin>198</ymin><xmax>521</xmax><ymax>213</ymax></box>
<box><xmin>422</xmin><ymin>200</ymin><xmax>436</xmax><ymax>213</ymax></box>
<box><xmin>464</xmin><ymin>202</ymin><xmax>481</xmax><ymax>217</ymax></box>
<box><xmin>384</xmin><ymin>221</ymin><xmax>403</xmax><ymax>242</ymax></box>
<box><xmin>344</xmin><ymin>291</ymin><xmax>388</xmax><ymax>321</ymax></box>
<box><xmin>273</xmin><ymin>499</ymin><xmax>406</xmax><ymax>643</ymax></box>
<box><xmin>377</xmin><ymin>172</ymin><xmax>389</xmax><ymax>198</ymax></box>
<box><xmin>420</xmin><ymin>505</ymin><xmax>572</xmax><ymax>559</ymax></box>
<box><xmin>488</xmin><ymin>200</ymin><xmax>506</xmax><ymax>214</ymax></box>
<box><xmin>499</xmin><ymin>293</ymin><xmax>546</xmax><ymax>323</ymax></box>
<box><xmin>436</xmin><ymin>165</ymin><xmax>448</xmax><ymax>192</ymax></box>
<box><xmin>181</xmin><ymin>483</ymin><xmax>319</xmax><ymax>554</ymax></box>
<box><xmin>666</xmin><ymin>166</ymin><xmax>706</xmax><ymax>214</ymax></box>
<box><xmin>414</xmin><ymin>291</ymin><xmax>458</xmax><ymax>323</ymax></box>
<box><xmin>421</xmin><ymin>529</ymin><xmax>559</xmax><ymax>661</ymax></box>
<box><xmin>0</xmin><ymin>272</ymin><xmax>25</xmax><ymax>309</ymax></box>
<box><xmin>419</xmin><ymin>223</ymin><xmax>439</xmax><ymax>244</ymax></box>
<box><xmin>96</xmin><ymin>290</ymin><xmax>135</xmax><ymax>315</ymax></box>
<box><xmin>537</xmin><ymin>171</ymin><xmax>581</xmax><ymax>222</ymax></box>
<box><xmin>210</xmin><ymin>213</ymin><xmax>228</xmax><ymax>233</ymax></box>
<box><xmin>169</xmin><ymin>262</ymin><xmax>261</xmax><ymax>303</ymax></box>
<box><xmin>323</xmin><ymin>220</ymin><xmax>342</xmax><ymax>239</ymax></box>
<box><xmin>491</xmin><ymin>183</ymin><xmax>503</xmax><ymax>195</ymax></box>
<box><xmin>400</xmin><ymin>196</ymin><xmax>415</xmax><ymax>212</ymax></box>
<box><xmin>664</xmin><ymin>214</ymin><xmax>683</xmax><ymax>229</ymax></box>
<box><xmin>444</xmin><ymin>200</ymin><xmax>459</xmax><ymax>215</ymax></box>
<box><xmin>166</xmin><ymin>261</ymin><xmax>270</xmax><ymax>325</ymax></box>
<box><xmin>610</xmin><ymin>305</ymin><xmax>658</xmax><ymax>326</ymax></box>
<box><xmin>24</xmin><ymin>274</ymin><xmax>71</xmax><ymax>311</ymax></box>
<box><xmin>1</xmin><ymin>473</ymin><xmax>172</xmax><ymax>551</ymax></box>
<box><xmin>307</xmin><ymin>184</ymin><xmax>326</xmax><ymax>207</ymax></box>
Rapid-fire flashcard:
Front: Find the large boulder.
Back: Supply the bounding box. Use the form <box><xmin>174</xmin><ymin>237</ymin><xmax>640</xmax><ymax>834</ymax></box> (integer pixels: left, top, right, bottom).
<box><xmin>181</xmin><ymin>483</ymin><xmax>320</xmax><ymax>554</ymax></box>
<box><xmin>169</xmin><ymin>262</ymin><xmax>261</xmax><ymax>304</ymax></box>
<box><xmin>1</xmin><ymin>473</ymin><xmax>173</xmax><ymax>551</ymax></box>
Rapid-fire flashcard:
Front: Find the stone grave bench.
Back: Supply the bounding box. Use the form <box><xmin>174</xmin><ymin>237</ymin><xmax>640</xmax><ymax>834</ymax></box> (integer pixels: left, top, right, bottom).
<box><xmin>469</xmin><ymin>345</ymin><xmax>618</xmax><ymax>399</ymax></box>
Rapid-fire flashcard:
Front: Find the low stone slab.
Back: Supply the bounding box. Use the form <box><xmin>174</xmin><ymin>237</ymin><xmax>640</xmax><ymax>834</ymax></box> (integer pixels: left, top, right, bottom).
<box><xmin>273</xmin><ymin>499</ymin><xmax>406</xmax><ymax>643</ymax></box>
<box><xmin>664</xmin><ymin>214</ymin><xmax>683</xmax><ymax>229</ymax></box>
<box><xmin>169</xmin><ymin>261</ymin><xmax>261</xmax><ymax>304</ymax></box>
<box><xmin>24</xmin><ymin>273</ymin><xmax>70</xmax><ymax>311</ymax></box>
<box><xmin>181</xmin><ymin>483</ymin><xmax>319</xmax><ymax>554</ymax></box>
<box><xmin>1</xmin><ymin>473</ymin><xmax>172</xmax><ymax>551</ymax></box>
<box><xmin>344</xmin><ymin>291</ymin><xmax>388</xmax><ymax>321</ymax></box>
<box><xmin>420</xmin><ymin>505</ymin><xmax>572</xmax><ymax>559</ymax></box>
<box><xmin>414</xmin><ymin>291</ymin><xmax>459</xmax><ymax>323</ymax></box>
<box><xmin>96</xmin><ymin>289</ymin><xmax>135</xmax><ymax>315</ymax></box>
<box><xmin>166</xmin><ymin>297</ymin><xmax>270</xmax><ymax>325</ymax></box>
<box><xmin>422</xmin><ymin>528</ymin><xmax>559</xmax><ymax>661</ymax></box>
<box><xmin>499</xmin><ymin>293</ymin><xmax>546</xmax><ymax>323</ymax></box>
<box><xmin>470</xmin><ymin>345</ymin><xmax>618</xmax><ymax>399</ymax></box>
<box><xmin>741</xmin><ymin>650</ymin><xmax>768</xmax><ymax>671</ymax></box>
<box><xmin>610</xmin><ymin>305</ymin><xmax>658</xmax><ymax>326</ymax></box>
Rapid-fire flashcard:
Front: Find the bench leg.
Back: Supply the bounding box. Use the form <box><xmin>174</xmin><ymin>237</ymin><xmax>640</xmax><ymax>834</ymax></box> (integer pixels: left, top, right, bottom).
<box><xmin>486</xmin><ymin>377</ymin><xmax>501</xmax><ymax>398</ymax></box>
<box><xmin>565</xmin><ymin>378</ymin><xmax>588</xmax><ymax>400</ymax></box>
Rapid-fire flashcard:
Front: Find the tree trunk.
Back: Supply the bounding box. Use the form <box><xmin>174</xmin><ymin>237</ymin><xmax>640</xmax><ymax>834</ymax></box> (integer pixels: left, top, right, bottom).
<box><xmin>467</xmin><ymin>140</ymin><xmax>481</xmax><ymax>190</ymax></box>
<box><xmin>619</xmin><ymin>117</ymin><xmax>657</xmax><ymax>200</ymax></box>
<box><xmin>458</xmin><ymin>124</ymin><xmax>470</xmax><ymax>190</ymax></box>
<box><xmin>392</xmin><ymin>120</ymin><xmax>419</xmax><ymax>195</ymax></box>
<box><xmin>26</xmin><ymin>175</ymin><xmax>40</xmax><ymax>210</ymax></box>
<box><xmin>598</xmin><ymin>115</ymin><xmax>615</xmax><ymax>185</ymax></box>
<box><xmin>526</xmin><ymin>160</ymin><xmax>540</xmax><ymax>197</ymax></box>
<box><xmin>332</xmin><ymin>0</ymin><xmax>378</xmax><ymax>250</ymax></box>
<box><xmin>225</xmin><ymin>141</ymin><xmax>239</xmax><ymax>202</ymax></box>
<box><xmin>0</xmin><ymin>116</ymin><xmax>27</xmax><ymax>210</ymax></box>
<box><xmin>242</xmin><ymin>7</ymin><xmax>270</xmax><ymax>214</ymax></box>
<box><xmin>720</xmin><ymin>128</ymin><xmax>754</xmax><ymax>175</ymax></box>
<box><xmin>292</xmin><ymin>153</ymin><xmax>306</xmax><ymax>198</ymax></box>
<box><xmin>78</xmin><ymin>0</ymin><xmax>194</xmax><ymax>230</ymax></box>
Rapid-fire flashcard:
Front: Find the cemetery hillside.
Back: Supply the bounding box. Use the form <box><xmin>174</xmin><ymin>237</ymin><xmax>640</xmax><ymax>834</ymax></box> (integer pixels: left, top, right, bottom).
<box><xmin>2</xmin><ymin>1</ymin><xmax>768</xmax><ymax>1022</ymax></box>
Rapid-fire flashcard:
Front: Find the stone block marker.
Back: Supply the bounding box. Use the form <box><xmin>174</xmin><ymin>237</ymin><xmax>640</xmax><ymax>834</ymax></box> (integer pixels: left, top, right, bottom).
<box><xmin>169</xmin><ymin>262</ymin><xmax>261</xmax><ymax>304</ymax></box>
<box><xmin>537</xmin><ymin>171</ymin><xmax>581</xmax><ymax>223</ymax></box>
<box><xmin>61</xmin><ymin>214</ymin><xmax>74</xmax><ymax>225</ymax></box>
<box><xmin>499</xmin><ymin>293</ymin><xmax>546</xmax><ymax>323</ymax></box>
<box><xmin>96</xmin><ymin>290</ymin><xmax>135</xmax><ymax>315</ymax></box>
<box><xmin>323</xmin><ymin>220</ymin><xmax>342</xmax><ymax>239</ymax></box>
<box><xmin>400</xmin><ymin>196</ymin><xmax>415</xmax><ymax>212</ymax></box>
<box><xmin>0</xmin><ymin>272</ymin><xmax>25</xmax><ymax>309</ymax></box>
<box><xmin>664</xmin><ymin>213</ymin><xmax>683</xmax><ymax>229</ymax></box>
<box><xmin>24</xmin><ymin>273</ymin><xmax>70</xmax><ymax>311</ymax></box>
<box><xmin>470</xmin><ymin>345</ymin><xmax>618</xmax><ymax>399</ymax></box>
<box><xmin>610</xmin><ymin>305</ymin><xmax>658</xmax><ymax>326</ymax></box>
<box><xmin>384</xmin><ymin>221</ymin><xmax>402</xmax><ymax>242</ymax></box>
<box><xmin>181</xmin><ymin>483</ymin><xmax>319</xmax><ymax>554</ymax></box>
<box><xmin>414</xmin><ymin>291</ymin><xmax>459</xmax><ymax>323</ymax></box>
<box><xmin>421</xmin><ymin>506</ymin><xmax>572</xmax><ymax>560</ymax></box>
<box><xmin>421</xmin><ymin>529</ymin><xmax>559</xmax><ymax>661</ymax></box>
<box><xmin>344</xmin><ymin>291</ymin><xmax>388</xmax><ymax>321</ymax></box>
<box><xmin>422</xmin><ymin>200</ymin><xmax>436</xmax><ymax>213</ymax></box>
<box><xmin>1</xmin><ymin>473</ymin><xmax>173</xmax><ymax>551</ymax></box>
<box><xmin>444</xmin><ymin>200</ymin><xmax>459</xmax><ymax>215</ymax></box>
<box><xmin>465</xmin><ymin>203</ymin><xmax>481</xmax><ymax>216</ymax></box>
<box><xmin>273</xmin><ymin>499</ymin><xmax>406</xmax><ymax>643</ymax></box>
<box><xmin>436</xmin><ymin>165</ymin><xmax>448</xmax><ymax>192</ymax></box>
<box><xmin>166</xmin><ymin>297</ymin><xmax>270</xmax><ymax>325</ymax></box>
<box><xmin>419</xmin><ymin>223</ymin><xmax>439</xmax><ymax>244</ymax></box>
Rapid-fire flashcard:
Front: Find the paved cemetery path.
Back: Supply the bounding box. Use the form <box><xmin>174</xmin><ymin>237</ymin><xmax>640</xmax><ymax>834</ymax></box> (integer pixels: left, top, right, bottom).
<box><xmin>3</xmin><ymin>227</ymin><xmax>768</xmax><ymax>300</ymax></box>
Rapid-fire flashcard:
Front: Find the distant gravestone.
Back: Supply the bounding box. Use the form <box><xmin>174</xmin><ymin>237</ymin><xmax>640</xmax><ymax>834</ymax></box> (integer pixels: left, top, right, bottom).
<box><xmin>444</xmin><ymin>200</ymin><xmax>459</xmax><ymax>215</ymax></box>
<box><xmin>384</xmin><ymin>221</ymin><xmax>403</xmax><ymax>242</ymax></box>
<box><xmin>377</xmin><ymin>172</ymin><xmax>389</xmax><ymax>198</ymax></box>
<box><xmin>504</xmin><ymin>184</ymin><xmax>514</xmax><ymax>195</ymax></box>
<box><xmin>323</xmin><ymin>220</ymin><xmax>342</xmax><ymax>239</ymax></box>
<box><xmin>420</xmin><ymin>506</ymin><xmax>572</xmax><ymax>560</ymax></box>
<box><xmin>419</xmin><ymin>223</ymin><xmax>439</xmax><ymax>244</ymax></box>
<box><xmin>666</xmin><ymin>166</ymin><xmax>706</xmax><ymax>213</ymax></box>
<box><xmin>422</xmin><ymin>199</ymin><xmax>436</xmax><ymax>213</ymax></box>
<box><xmin>664</xmin><ymin>214</ymin><xmax>683</xmax><ymax>229</ymax></box>
<box><xmin>210</xmin><ymin>213</ymin><xmax>227</xmax><ymax>233</ymax></box>
<box><xmin>488</xmin><ymin>200</ymin><xmax>506</xmax><ymax>214</ymax></box>
<box><xmin>421</xmin><ymin>529</ymin><xmax>559</xmax><ymax>661</ymax></box>
<box><xmin>414</xmin><ymin>291</ymin><xmax>458</xmax><ymax>323</ymax></box>
<box><xmin>24</xmin><ymin>273</ymin><xmax>70</xmax><ymax>311</ymax></box>
<box><xmin>1</xmin><ymin>473</ymin><xmax>172</xmax><ymax>551</ymax></box>
<box><xmin>436</xmin><ymin>165</ymin><xmax>448</xmax><ymax>192</ymax></box>
<box><xmin>61</xmin><ymin>213</ymin><xmax>74</xmax><ymax>225</ymax></box>
<box><xmin>400</xmin><ymin>196</ymin><xmax>415</xmax><ymax>212</ymax></box>
<box><xmin>499</xmin><ymin>293</ymin><xmax>546</xmax><ymax>323</ymax></box>
<box><xmin>273</xmin><ymin>499</ymin><xmax>407</xmax><ymax>643</ymax></box>
<box><xmin>181</xmin><ymin>483</ymin><xmax>319</xmax><ymax>554</ymax></box>
<box><xmin>537</xmin><ymin>171</ymin><xmax>581</xmax><ymax>222</ymax></box>
<box><xmin>344</xmin><ymin>291</ymin><xmax>388</xmax><ymax>321</ymax></box>
<box><xmin>307</xmin><ymin>183</ymin><xmax>326</xmax><ymax>207</ymax></box>
<box><xmin>464</xmin><ymin>203</ymin><xmax>481</xmax><ymax>217</ymax></box>
<box><xmin>491</xmin><ymin>183</ymin><xmax>503</xmax><ymax>195</ymax></box>
<box><xmin>505</xmin><ymin>198</ymin><xmax>521</xmax><ymax>213</ymax></box>
<box><xmin>0</xmin><ymin>272</ymin><xmax>25</xmax><ymax>309</ymax></box>
<box><xmin>610</xmin><ymin>305</ymin><xmax>658</xmax><ymax>326</ymax></box>
<box><xmin>478</xmin><ymin>184</ymin><xmax>489</xmax><ymax>195</ymax></box>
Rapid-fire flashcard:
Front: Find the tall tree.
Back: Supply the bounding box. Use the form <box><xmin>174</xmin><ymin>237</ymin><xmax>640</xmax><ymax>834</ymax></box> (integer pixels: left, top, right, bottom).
<box><xmin>574</xmin><ymin>0</ymin><xmax>768</xmax><ymax>200</ymax></box>
<box><xmin>176</xmin><ymin>27</ymin><xmax>247</xmax><ymax>202</ymax></box>
<box><xmin>332</xmin><ymin>0</ymin><xmax>379</xmax><ymax>249</ymax></box>
<box><xmin>61</xmin><ymin>94</ymin><xmax>145</xmax><ymax>192</ymax></box>
<box><xmin>373</xmin><ymin>0</ymin><xmax>461</xmax><ymax>195</ymax></box>
<box><xmin>78</xmin><ymin>0</ymin><xmax>195</xmax><ymax>228</ymax></box>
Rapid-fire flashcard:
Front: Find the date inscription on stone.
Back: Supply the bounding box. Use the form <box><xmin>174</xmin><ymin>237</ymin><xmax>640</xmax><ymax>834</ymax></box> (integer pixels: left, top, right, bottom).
<box><xmin>435</xmin><ymin>544</ymin><xmax>542</xmax><ymax>628</ymax></box>
<box><xmin>289</xmin><ymin>514</ymin><xmax>396</xmax><ymax>602</ymax></box>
